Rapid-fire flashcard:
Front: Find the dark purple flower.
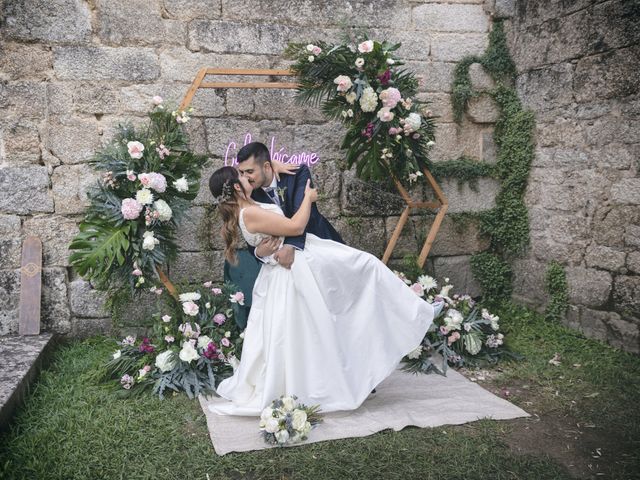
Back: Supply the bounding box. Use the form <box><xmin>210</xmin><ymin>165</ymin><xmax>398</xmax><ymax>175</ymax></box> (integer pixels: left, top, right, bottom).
<box><xmin>378</xmin><ymin>69</ymin><xmax>391</xmax><ymax>86</ymax></box>
<box><xmin>138</xmin><ymin>337</ymin><xmax>155</xmax><ymax>353</ymax></box>
<box><xmin>203</xmin><ymin>342</ymin><xmax>218</xmax><ymax>360</ymax></box>
<box><xmin>361</xmin><ymin>122</ymin><xmax>375</xmax><ymax>139</ymax></box>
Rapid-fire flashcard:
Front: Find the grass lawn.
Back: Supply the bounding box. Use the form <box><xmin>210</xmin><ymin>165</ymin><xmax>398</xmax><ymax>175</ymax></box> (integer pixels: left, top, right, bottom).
<box><xmin>1</xmin><ymin>303</ymin><xmax>638</xmax><ymax>480</ymax></box>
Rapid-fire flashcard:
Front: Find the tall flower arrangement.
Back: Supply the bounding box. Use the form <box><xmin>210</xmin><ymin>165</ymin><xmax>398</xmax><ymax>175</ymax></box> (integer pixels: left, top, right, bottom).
<box><xmin>69</xmin><ymin>99</ymin><xmax>208</xmax><ymax>298</ymax></box>
<box><xmin>284</xmin><ymin>38</ymin><xmax>436</xmax><ymax>184</ymax></box>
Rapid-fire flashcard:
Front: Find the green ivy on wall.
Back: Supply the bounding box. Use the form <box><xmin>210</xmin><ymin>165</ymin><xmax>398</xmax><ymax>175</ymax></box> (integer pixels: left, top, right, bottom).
<box><xmin>449</xmin><ymin>21</ymin><xmax>535</xmax><ymax>305</ymax></box>
<box><xmin>544</xmin><ymin>261</ymin><xmax>569</xmax><ymax>322</ymax></box>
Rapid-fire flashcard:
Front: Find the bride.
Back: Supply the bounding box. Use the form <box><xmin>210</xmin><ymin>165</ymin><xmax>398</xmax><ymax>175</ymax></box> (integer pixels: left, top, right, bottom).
<box><xmin>208</xmin><ymin>166</ymin><xmax>440</xmax><ymax>416</ymax></box>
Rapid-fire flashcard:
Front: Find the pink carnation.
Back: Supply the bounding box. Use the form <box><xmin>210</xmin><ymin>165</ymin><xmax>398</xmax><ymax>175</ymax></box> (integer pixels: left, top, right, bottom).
<box><xmin>221</xmin><ymin>337</ymin><xmax>231</xmax><ymax>347</ymax></box>
<box><xmin>121</xmin><ymin>198</ymin><xmax>143</xmax><ymax>220</ymax></box>
<box><xmin>379</xmin><ymin>87</ymin><xmax>401</xmax><ymax>109</ymax></box>
<box><xmin>211</xmin><ymin>288</ymin><xmax>222</xmax><ymax>295</ymax></box>
<box><xmin>410</xmin><ymin>283</ymin><xmax>424</xmax><ymax>296</ymax></box>
<box><xmin>358</xmin><ymin>40</ymin><xmax>374</xmax><ymax>53</ymax></box>
<box><xmin>138</xmin><ymin>172</ymin><xmax>167</xmax><ymax>193</ymax></box>
<box><xmin>213</xmin><ymin>313</ymin><xmax>226</xmax><ymax>325</ymax></box>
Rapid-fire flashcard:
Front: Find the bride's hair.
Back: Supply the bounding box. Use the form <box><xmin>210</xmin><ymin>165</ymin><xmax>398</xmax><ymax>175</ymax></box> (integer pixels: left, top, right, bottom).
<box><xmin>209</xmin><ymin>166</ymin><xmax>246</xmax><ymax>264</ymax></box>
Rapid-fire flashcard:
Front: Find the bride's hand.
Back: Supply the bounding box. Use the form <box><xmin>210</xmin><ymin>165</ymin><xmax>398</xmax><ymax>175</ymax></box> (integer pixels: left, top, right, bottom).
<box><xmin>271</xmin><ymin>159</ymin><xmax>299</xmax><ymax>181</ymax></box>
<box><xmin>304</xmin><ymin>179</ymin><xmax>318</xmax><ymax>202</ymax></box>
<box><xmin>256</xmin><ymin>236</ymin><xmax>280</xmax><ymax>257</ymax></box>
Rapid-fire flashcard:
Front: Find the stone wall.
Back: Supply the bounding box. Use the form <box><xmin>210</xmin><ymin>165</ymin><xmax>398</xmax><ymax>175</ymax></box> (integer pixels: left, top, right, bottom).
<box><xmin>2</xmin><ymin>0</ymin><xmax>500</xmax><ymax>338</ymax></box>
<box><xmin>496</xmin><ymin>0</ymin><xmax>640</xmax><ymax>353</ymax></box>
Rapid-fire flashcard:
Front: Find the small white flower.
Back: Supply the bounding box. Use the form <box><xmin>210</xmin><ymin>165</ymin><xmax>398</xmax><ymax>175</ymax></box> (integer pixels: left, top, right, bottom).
<box><xmin>112</xmin><ymin>350</ymin><xmax>121</xmax><ymax>360</ymax></box>
<box><xmin>182</xmin><ymin>301</ymin><xmax>199</xmax><ymax>317</ymax></box>
<box><xmin>308</xmin><ymin>55</ymin><xmax>315</xmax><ymax>62</ymax></box>
<box><xmin>386</xmin><ymin>58</ymin><xmax>395</xmax><ymax>65</ymax></box>
<box><xmin>281</xmin><ymin>396</ymin><xmax>296</xmax><ymax>412</ymax></box>
<box><xmin>173</xmin><ymin>176</ymin><xmax>189</xmax><ymax>192</ymax></box>
<box><xmin>306</xmin><ymin>44</ymin><xmax>315</xmax><ymax>52</ymax></box>
<box><xmin>275</xmin><ymin>429</ymin><xmax>290</xmax><ymax>444</ymax></box>
<box><xmin>355</xmin><ymin>57</ymin><xmax>365</xmax><ymax>68</ymax></box>
<box><xmin>358</xmin><ymin>40</ymin><xmax>374</xmax><ymax>53</ymax></box>
<box><xmin>426</xmin><ymin>140</ymin><xmax>435</xmax><ymax>147</ymax></box>
<box><xmin>179</xmin><ymin>341</ymin><xmax>200</xmax><ymax>363</ymax></box>
<box><xmin>136</xmin><ymin>188</ymin><xmax>153</xmax><ymax>205</ymax></box>
<box><xmin>179</xmin><ymin>292</ymin><xmax>201</xmax><ymax>302</ymax></box>
<box><xmin>162</xmin><ymin>315</ymin><xmax>171</xmax><ymax>323</ymax></box>
<box><xmin>152</xmin><ymin>95</ymin><xmax>163</xmax><ymax>105</ymax></box>
<box><xmin>407</xmin><ymin>345</ymin><xmax>423</xmax><ymax>359</ymax></box>
<box><xmin>264</xmin><ymin>417</ymin><xmax>280</xmax><ymax>433</ymax></box>
<box><xmin>345</xmin><ymin>92</ymin><xmax>357</xmax><ymax>104</ymax></box>
<box><xmin>142</xmin><ymin>230</ymin><xmax>159</xmax><ymax>250</ymax></box>
<box><xmin>197</xmin><ymin>335</ymin><xmax>212</xmax><ymax>349</ymax></box>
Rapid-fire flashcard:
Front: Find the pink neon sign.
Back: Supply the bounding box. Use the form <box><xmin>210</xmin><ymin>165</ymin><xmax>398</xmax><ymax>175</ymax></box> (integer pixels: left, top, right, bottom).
<box><xmin>224</xmin><ymin>133</ymin><xmax>320</xmax><ymax>166</ymax></box>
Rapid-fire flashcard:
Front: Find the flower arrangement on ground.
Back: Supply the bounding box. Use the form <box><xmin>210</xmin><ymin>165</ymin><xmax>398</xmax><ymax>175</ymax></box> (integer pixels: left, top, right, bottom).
<box><xmin>69</xmin><ymin>98</ymin><xmax>208</xmax><ymax>300</ymax></box>
<box><xmin>101</xmin><ymin>280</ymin><xmax>245</xmax><ymax>399</ymax></box>
<box><xmin>260</xmin><ymin>395</ymin><xmax>322</xmax><ymax>446</ymax></box>
<box><xmin>284</xmin><ymin>36</ymin><xmax>436</xmax><ymax>185</ymax></box>
<box><xmin>397</xmin><ymin>270</ymin><xmax>514</xmax><ymax>375</ymax></box>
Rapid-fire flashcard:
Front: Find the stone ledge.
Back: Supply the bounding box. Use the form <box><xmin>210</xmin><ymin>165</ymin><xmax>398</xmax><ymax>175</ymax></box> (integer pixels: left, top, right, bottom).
<box><xmin>0</xmin><ymin>333</ymin><xmax>58</xmax><ymax>431</ymax></box>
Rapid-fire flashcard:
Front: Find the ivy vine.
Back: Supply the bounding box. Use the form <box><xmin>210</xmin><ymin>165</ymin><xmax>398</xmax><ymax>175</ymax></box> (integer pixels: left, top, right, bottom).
<box><xmin>544</xmin><ymin>261</ymin><xmax>569</xmax><ymax>322</ymax></box>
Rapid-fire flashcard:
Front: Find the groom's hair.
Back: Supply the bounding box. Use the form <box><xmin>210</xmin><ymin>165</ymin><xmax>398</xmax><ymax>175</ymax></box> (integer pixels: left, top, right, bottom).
<box><xmin>237</xmin><ymin>142</ymin><xmax>271</xmax><ymax>166</ymax></box>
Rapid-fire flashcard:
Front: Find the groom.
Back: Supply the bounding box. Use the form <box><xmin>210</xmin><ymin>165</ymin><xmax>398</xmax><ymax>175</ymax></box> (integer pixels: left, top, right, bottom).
<box><xmin>224</xmin><ymin>141</ymin><xmax>344</xmax><ymax>327</ymax></box>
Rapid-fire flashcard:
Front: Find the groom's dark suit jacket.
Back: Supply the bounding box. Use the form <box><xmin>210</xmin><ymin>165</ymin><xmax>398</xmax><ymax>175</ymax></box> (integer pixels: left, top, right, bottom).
<box><xmin>224</xmin><ymin>164</ymin><xmax>343</xmax><ymax>329</ymax></box>
<box><xmin>248</xmin><ymin>164</ymin><xmax>344</xmax><ymax>252</ymax></box>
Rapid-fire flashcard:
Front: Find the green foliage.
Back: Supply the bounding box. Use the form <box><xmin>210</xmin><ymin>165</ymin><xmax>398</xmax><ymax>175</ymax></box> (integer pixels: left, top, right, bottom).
<box><xmin>284</xmin><ymin>37</ymin><xmax>436</xmax><ymax>184</ymax></box>
<box><xmin>544</xmin><ymin>261</ymin><xmax>569</xmax><ymax>322</ymax></box>
<box><xmin>429</xmin><ymin>156</ymin><xmax>495</xmax><ymax>191</ymax></box>
<box><xmin>470</xmin><ymin>252</ymin><xmax>513</xmax><ymax>305</ymax></box>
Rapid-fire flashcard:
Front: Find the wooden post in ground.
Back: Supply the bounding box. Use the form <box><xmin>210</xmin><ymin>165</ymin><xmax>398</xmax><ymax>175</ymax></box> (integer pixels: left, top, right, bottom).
<box><xmin>19</xmin><ymin>236</ymin><xmax>42</xmax><ymax>335</ymax></box>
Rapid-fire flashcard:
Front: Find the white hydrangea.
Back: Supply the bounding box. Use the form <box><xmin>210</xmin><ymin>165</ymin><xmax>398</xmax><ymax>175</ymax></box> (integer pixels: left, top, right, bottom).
<box><xmin>403</xmin><ymin>112</ymin><xmax>422</xmax><ymax>132</ymax></box>
<box><xmin>153</xmin><ymin>199</ymin><xmax>172</xmax><ymax>222</ymax></box>
<box><xmin>444</xmin><ymin>309</ymin><xmax>464</xmax><ymax>330</ymax></box>
<box><xmin>179</xmin><ymin>292</ymin><xmax>201</xmax><ymax>302</ymax></box>
<box><xmin>359</xmin><ymin>86</ymin><xmax>378</xmax><ymax>112</ymax></box>
<box><xmin>173</xmin><ymin>176</ymin><xmax>189</xmax><ymax>192</ymax></box>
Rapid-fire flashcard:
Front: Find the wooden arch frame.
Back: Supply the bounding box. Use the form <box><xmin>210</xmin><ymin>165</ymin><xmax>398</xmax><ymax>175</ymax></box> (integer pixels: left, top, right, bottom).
<box><xmin>179</xmin><ymin>67</ymin><xmax>448</xmax><ymax>268</ymax></box>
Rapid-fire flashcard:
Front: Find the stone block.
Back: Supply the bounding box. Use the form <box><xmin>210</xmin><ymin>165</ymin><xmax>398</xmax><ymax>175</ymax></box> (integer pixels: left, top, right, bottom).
<box><xmin>169</xmin><ymin>251</ymin><xmax>225</xmax><ymax>283</ymax></box>
<box><xmin>190</xmin><ymin>89</ymin><xmax>226</xmax><ymax>118</ymax></box>
<box><xmin>175</xmin><ymin>206</ymin><xmax>222</xmax><ymax>251</ymax></box>
<box><xmin>51</xmin><ymin>164</ymin><xmax>99</xmax><ymax>215</ymax></box>
<box><xmin>3</xmin><ymin>0</ymin><xmax>91</xmax><ymax>43</ymax></box>
<box><xmin>469</xmin><ymin>62</ymin><xmax>495</xmax><ymax>91</ymax></box>
<box><xmin>48</xmin><ymin>116</ymin><xmax>102</xmax><ymax>164</ymax></box>
<box><xmin>613</xmin><ymin>275</ymin><xmax>640</xmax><ymax>320</ymax></box>
<box><xmin>480</xmin><ymin>131</ymin><xmax>496</xmax><ymax>164</ymax></box>
<box><xmin>0</xmin><ymin>166</ymin><xmax>54</xmax><ymax>215</ymax></box>
<box><xmin>584</xmin><ymin>245</ymin><xmax>626</xmax><ymax>272</ymax></box>
<box><xmin>97</xmin><ymin>0</ymin><xmax>184</xmax><ymax>46</ymax></box>
<box><xmin>385</xmin><ymin>213</ymin><xmax>489</xmax><ymax>258</ymax></box>
<box><xmin>430</xmin><ymin>121</ymin><xmax>489</xmax><ymax>162</ymax></box>
<box><xmin>435</xmin><ymin>177</ymin><xmax>499</xmax><ymax>213</ymax></box>
<box><xmin>226</xmin><ymin>89</ymin><xmax>254</xmax><ymax>116</ymax></box>
<box><xmin>627</xmin><ymin>251</ymin><xmax>640</xmax><ymax>274</ymax></box>
<box><xmin>566</xmin><ymin>267</ymin><xmax>612</xmax><ymax>309</ymax></box>
<box><xmin>417</xmin><ymin>92</ymin><xmax>453</xmax><ymax>123</ymax></box>
<box><xmin>71</xmin><ymin>317</ymin><xmax>113</xmax><ymax>338</ymax></box>
<box><xmin>0</xmin><ymin>42</ymin><xmax>53</xmax><ymax>80</ymax></box>
<box><xmin>310</xmin><ymin>160</ymin><xmax>341</xmax><ymax>199</ymax></box>
<box><xmin>430</xmin><ymin>33</ymin><xmax>488</xmax><ymax>62</ymax></box>
<box><xmin>0</xmin><ymin>216</ymin><xmax>22</xmax><ymax>269</ymax></box>
<box><xmin>193</xmin><ymin>161</ymin><xmax>225</xmax><ymax>206</ymax></box>
<box><xmin>593</xmin><ymin>206</ymin><xmax>640</xmax><ymax>249</ymax></box>
<box><xmin>494</xmin><ymin>0</ymin><xmax>516</xmax><ymax>19</ymax></box>
<box><xmin>163</xmin><ymin>0</ymin><xmax>221</xmax><ymax>20</ymax></box>
<box><xmin>0</xmin><ymin>118</ymin><xmax>42</xmax><ymax>166</ymax></box>
<box><xmin>515</xmin><ymin>63</ymin><xmax>574</xmax><ymax>113</ymax></box>
<box><xmin>0</xmin><ymin>270</ymin><xmax>20</xmax><ymax>335</ymax></box>
<box><xmin>188</xmin><ymin>20</ymin><xmax>290</xmax><ymax>55</ymax></box>
<box><xmin>413</xmin><ymin>3</ymin><xmax>489</xmax><ymax>32</ymax></box>
<box><xmin>0</xmin><ymin>81</ymin><xmax>47</xmax><ymax>119</ymax></box>
<box><xmin>252</xmin><ymin>89</ymin><xmax>326</xmax><ymax>123</ymax></box>
<box><xmin>466</xmin><ymin>95</ymin><xmax>500</xmax><ymax>123</ymax></box>
<box><xmin>48</xmin><ymin>82</ymin><xmax>121</xmax><ymax>115</ymax></box>
<box><xmin>22</xmin><ymin>215</ymin><xmax>79</xmax><ymax>267</ymax></box>
<box><xmin>511</xmin><ymin>258</ymin><xmax>548</xmax><ymax>306</ymax></box>
<box><xmin>611</xmin><ymin>179</ymin><xmax>640</xmax><ymax>205</ymax></box>
<box><xmin>340</xmin><ymin>170</ymin><xmax>405</xmax><ymax>216</ymax></box>
<box><xmin>606</xmin><ymin>316</ymin><xmax>639</xmax><ymax>354</ymax></box>
<box><xmin>54</xmin><ymin>46</ymin><xmax>160</xmax><ymax>81</ymax></box>
<box><xmin>333</xmin><ymin>217</ymin><xmax>386</xmax><ymax>257</ymax></box>
<box><xmin>574</xmin><ymin>45</ymin><xmax>640</xmax><ymax>103</ymax></box>
<box><xmin>159</xmin><ymin>47</ymin><xmax>266</xmax><ymax>83</ymax></box>
<box><xmin>286</xmin><ymin>122</ymin><xmax>344</xmax><ymax>161</ymax></box>
<box><xmin>69</xmin><ymin>279</ymin><xmax>109</xmax><ymax>318</ymax></box>
<box><xmin>432</xmin><ymin>255</ymin><xmax>481</xmax><ymax>297</ymax></box>
<box><xmin>42</xmin><ymin>268</ymin><xmax>71</xmax><ymax>334</ymax></box>
<box><xmin>406</xmin><ymin>61</ymin><xmax>456</xmax><ymax>93</ymax></box>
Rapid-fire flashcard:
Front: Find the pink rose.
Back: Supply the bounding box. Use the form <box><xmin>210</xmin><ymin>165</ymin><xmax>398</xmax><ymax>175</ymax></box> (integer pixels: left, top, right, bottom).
<box><xmin>440</xmin><ymin>325</ymin><xmax>450</xmax><ymax>335</ymax></box>
<box><xmin>379</xmin><ymin>87</ymin><xmax>401</xmax><ymax>109</ymax></box>
<box><xmin>132</xmin><ymin>268</ymin><xmax>143</xmax><ymax>277</ymax></box>
<box><xmin>213</xmin><ymin>313</ymin><xmax>226</xmax><ymax>325</ymax></box>
<box><xmin>377</xmin><ymin>107</ymin><xmax>395</xmax><ymax>122</ymax></box>
<box><xmin>230</xmin><ymin>292</ymin><xmax>245</xmax><ymax>306</ymax></box>
<box><xmin>358</xmin><ymin>40</ymin><xmax>374</xmax><ymax>53</ymax></box>
<box><xmin>211</xmin><ymin>288</ymin><xmax>222</xmax><ymax>295</ymax></box>
<box><xmin>389</xmin><ymin>127</ymin><xmax>398</xmax><ymax>135</ymax></box>
<box><xmin>127</xmin><ymin>141</ymin><xmax>144</xmax><ymax>159</ymax></box>
<box><xmin>410</xmin><ymin>283</ymin><xmax>424</xmax><ymax>296</ymax></box>
<box><xmin>121</xmin><ymin>198</ymin><xmax>143</xmax><ymax>220</ymax></box>
<box><xmin>165</xmin><ymin>335</ymin><xmax>174</xmax><ymax>343</ymax></box>
<box><xmin>182</xmin><ymin>301</ymin><xmax>199</xmax><ymax>317</ymax></box>
<box><xmin>333</xmin><ymin>75</ymin><xmax>353</xmax><ymax>93</ymax></box>
<box><xmin>448</xmin><ymin>331</ymin><xmax>461</xmax><ymax>345</ymax></box>
<box><xmin>138</xmin><ymin>172</ymin><xmax>167</xmax><ymax>193</ymax></box>
<box><xmin>312</xmin><ymin>46</ymin><xmax>321</xmax><ymax>55</ymax></box>
<box><xmin>221</xmin><ymin>337</ymin><xmax>231</xmax><ymax>347</ymax></box>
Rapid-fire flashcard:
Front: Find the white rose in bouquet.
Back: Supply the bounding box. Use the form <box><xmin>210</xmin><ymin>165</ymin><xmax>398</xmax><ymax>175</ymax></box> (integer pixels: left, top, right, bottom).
<box><xmin>127</xmin><ymin>141</ymin><xmax>144</xmax><ymax>159</ymax></box>
<box><xmin>197</xmin><ymin>335</ymin><xmax>212</xmax><ymax>349</ymax></box>
<box><xmin>142</xmin><ymin>230</ymin><xmax>159</xmax><ymax>250</ymax></box>
<box><xmin>264</xmin><ymin>417</ymin><xmax>280</xmax><ymax>433</ymax></box>
<box><xmin>281</xmin><ymin>396</ymin><xmax>296</xmax><ymax>412</ymax></box>
<box><xmin>155</xmin><ymin>350</ymin><xmax>177</xmax><ymax>372</ymax></box>
<box><xmin>444</xmin><ymin>309</ymin><xmax>464</xmax><ymax>330</ymax></box>
<box><xmin>275</xmin><ymin>430</ymin><xmax>290</xmax><ymax>444</ymax></box>
<box><xmin>179</xmin><ymin>341</ymin><xmax>200</xmax><ymax>363</ymax></box>
<box><xmin>260</xmin><ymin>407</ymin><xmax>274</xmax><ymax>422</ymax></box>
<box><xmin>291</xmin><ymin>409</ymin><xmax>308</xmax><ymax>430</ymax></box>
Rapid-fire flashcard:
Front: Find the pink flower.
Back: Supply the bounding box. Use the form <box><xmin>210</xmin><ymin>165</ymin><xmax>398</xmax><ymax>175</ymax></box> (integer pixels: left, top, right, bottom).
<box><xmin>121</xmin><ymin>198</ymin><xmax>143</xmax><ymax>220</ymax></box>
<box><xmin>127</xmin><ymin>141</ymin><xmax>144</xmax><ymax>159</ymax></box>
<box><xmin>377</xmin><ymin>107</ymin><xmax>395</xmax><ymax>122</ymax></box>
<box><xmin>379</xmin><ymin>87</ymin><xmax>401</xmax><ymax>109</ymax></box>
<box><xmin>126</xmin><ymin>170</ymin><xmax>136</xmax><ymax>181</ymax></box>
<box><xmin>377</xmin><ymin>69</ymin><xmax>391</xmax><ymax>86</ymax></box>
<box><xmin>361</xmin><ymin>122</ymin><xmax>375</xmax><ymax>139</ymax></box>
<box><xmin>203</xmin><ymin>342</ymin><xmax>218</xmax><ymax>359</ymax></box>
<box><xmin>217</xmin><ymin>353</ymin><xmax>226</xmax><ymax>361</ymax></box>
<box><xmin>211</xmin><ymin>288</ymin><xmax>222</xmax><ymax>295</ymax></box>
<box><xmin>410</xmin><ymin>283</ymin><xmax>424</xmax><ymax>296</ymax></box>
<box><xmin>358</xmin><ymin>40</ymin><xmax>374</xmax><ymax>53</ymax></box>
<box><xmin>153</xmin><ymin>95</ymin><xmax>163</xmax><ymax>105</ymax></box>
<box><xmin>230</xmin><ymin>292</ymin><xmax>245</xmax><ymax>306</ymax></box>
<box><xmin>165</xmin><ymin>335</ymin><xmax>175</xmax><ymax>343</ymax></box>
<box><xmin>213</xmin><ymin>313</ymin><xmax>226</xmax><ymax>325</ymax></box>
<box><xmin>221</xmin><ymin>337</ymin><xmax>231</xmax><ymax>347</ymax></box>
<box><xmin>412</xmin><ymin>133</ymin><xmax>421</xmax><ymax>139</ymax></box>
<box><xmin>203</xmin><ymin>281</ymin><xmax>213</xmax><ymax>288</ymax></box>
<box><xmin>312</xmin><ymin>46</ymin><xmax>321</xmax><ymax>55</ymax></box>
<box><xmin>138</xmin><ymin>172</ymin><xmax>167</xmax><ymax>193</ymax></box>
<box><xmin>333</xmin><ymin>75</ymin><xmax>353</xmax><ymax>92</ymax></box>
<box><xmin>448</xmin><ymin>331</ymin><xmax>461</xmax><ymax>345</ymax></box>
<box><xmin>132</xmin><ymin>268</ymin><xmax>143</xmax><ymax>277</ymax></box>
<box><xmin>182</xmin><ymin>301</ymin><xmax>199</xmax><ymax>317</ymax></box>
<box><xmin>120</xmin><ymin>374</ymin><xmax>134</xmax><ymax>389</ymax></box>
<box><xmin>389</xmin><ymin>127</ymin><xmax>399</xmax><ymax>136</ymax></box>
<box><xmin>440</xmin><ymin>325</ymin><xmax>450</xmax><ymax>335</ymax></box>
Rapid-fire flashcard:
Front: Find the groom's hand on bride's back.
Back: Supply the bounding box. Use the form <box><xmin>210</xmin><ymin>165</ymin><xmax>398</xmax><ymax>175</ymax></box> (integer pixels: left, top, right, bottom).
<box><xmin>274</xmin><ymin>244</ymin><xmax>295</xmax><ymax>269</ymax></box>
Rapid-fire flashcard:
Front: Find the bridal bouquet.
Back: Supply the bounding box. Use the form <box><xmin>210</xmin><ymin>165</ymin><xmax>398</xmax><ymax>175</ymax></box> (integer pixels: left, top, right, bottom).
<box><xmin>284</xmin><ymin>36</ymin><xmax>436</xmax><ymax>185</ymax></box>
<box><xmin>100</xmin><ymin>281</ymin><xmax>245</xmax><ymax>399</ymax></box>
<box><xmin>397</xmin><ymin>271</ymin><xmax>514</xmax><ymax>375</ymax></box>
<box><xmin>260</xmin><ymin>395</ymin><xmax>322</xmax><ymax>446</ymax></box>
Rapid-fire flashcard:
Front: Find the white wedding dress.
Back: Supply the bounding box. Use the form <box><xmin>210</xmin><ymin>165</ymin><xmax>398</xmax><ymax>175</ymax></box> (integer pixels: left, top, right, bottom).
<box><xmin>209</xmin><ymin>202</ymin><xmax>436</xmax><ymax>416</ymax></box>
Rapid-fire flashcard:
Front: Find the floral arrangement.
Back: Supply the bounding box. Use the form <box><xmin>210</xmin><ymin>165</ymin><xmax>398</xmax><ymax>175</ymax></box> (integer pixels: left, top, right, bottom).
<box><xmin>69</xmin><ymin>98</ymin><xmax>208</xmax><ymax>297</ymax></box>
<box><xmin>397</xmin><ymin>271</ymin><xmax>513</xmax><ymax>375</ymax></box>
<box><xmin>100</xmin><ymin>280</ymin><xmax>246</xmax><ymax>399</ymax></box>
<box><xmin>284</xmin><ymin>37</ymin><xmax>436</xmax><ymax>184</ymax></box>
<box><xmin>259</xmin><ymin>395</ymin><xmax>322</xmax><ymax>446</ymax></box>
